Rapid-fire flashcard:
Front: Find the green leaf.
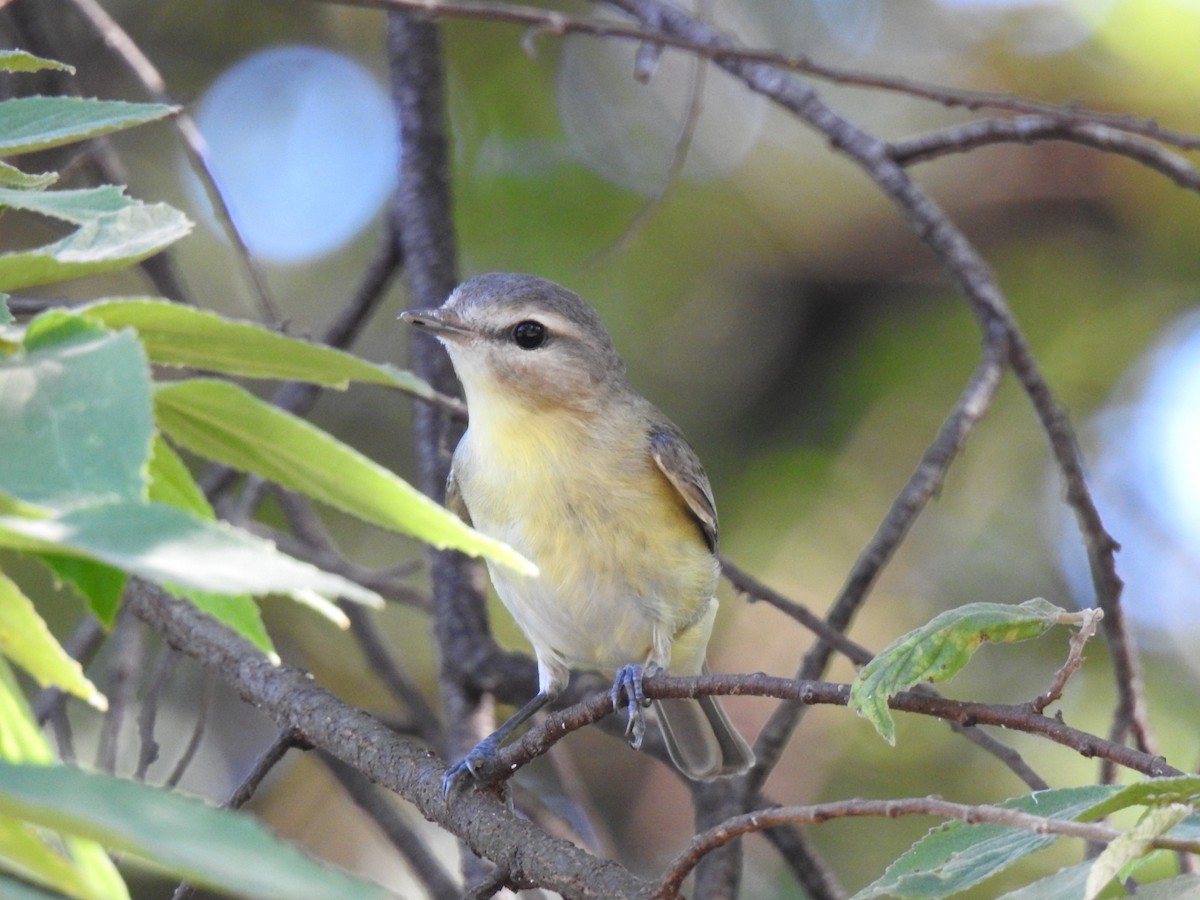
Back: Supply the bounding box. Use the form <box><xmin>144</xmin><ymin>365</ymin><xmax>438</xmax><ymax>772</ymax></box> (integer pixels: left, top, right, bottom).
<box><xmin>1117</xmin><ymin>874</ymin><xmax>1200</xmax><ymax>899</ymax></box>
<box><xmin>36</xmin><ymin>555</ymin><xmax>127</xmax><ymax>625</ymax></box>
<box><xmin>1085</xmin><ymin>805</ymin><xmax>1189</xmax><ymax>898</ymax></box>
<box><xmin>0</xmin><ymin>161</ymin><xmax>56</xmax><ymax>190</ymax></box>
<box><xmin>83</xmin><ymin>299</ymin><xmax>440</xmax><ymax>399</ymax></box>
<box><xmin>0</xmin><ymin>296</ymin><xmax>10</xmax><ymax>325</ymax></box>
<box><xmin>1079</xmin><ymin>775</ymin><xmax>1200</xmax><ymax>821</ymax></box>
<box><xmin>168</xmin><ymin>586</ymin><xmax>273</xmax><ymax>656</ymax></box>
<box><xmin>849</xmin><ymin>598</ymin><xmax>1084</xmax><ymax>744</ymax></box>
<box><xmin>997</xmin><ymin>861</ymin><xmax>1092</xmax><ymax>899</ymax></box>
<box><xmin>154</xmin><ymin>379</ymin><xmax>537</xmax><ymax>576</ymax></box>
<box><xmin>854</xmin><ymin>785</ymin><xmax>1120</xmax><ymax>899</ymax></box>
<box><xmin>0</xmin><ymin>571</ymin><xmax>106</xmax><ymax>710</ymax></box>
<box><xmin>0</xmin><ymin>51</ymin><xmax>74</xmax><ymax>75</ymax></box>
<box><xmin>0</xmin><ymin>656</ymin><xmax>53</xmax><ymax>764</ymax></box>
<box><xmin>147</xmin><ymin>434</ymin><xmax>213</xmax><ymax>518</ymax></box>
<box><xmin>0</xmin><ymin>186</ymin><xmax>191</xmax><ymax>291</ymax></box>
<box><xmin>0</xmin><ymin>97</ymin><xmax>174</xmax><ymax>156</ymax></box>
<box><xmin>0</xmin><ymin>763</ymin><xmax>389</xmax><ymax>900</ymax></box>
<box><xmin>0</xmin><ymin>501</ymin><xmax>382</xmax><ymax>609</ymax></box>
<box><xmin>0</xmin><ymin>660</ymin><xmax>128</xmax><ymax>900</ymax></box>
<box><xmin>0</xmin><ymin>327</ymin><xmax>153</xmax><ymax>510</ymax></box>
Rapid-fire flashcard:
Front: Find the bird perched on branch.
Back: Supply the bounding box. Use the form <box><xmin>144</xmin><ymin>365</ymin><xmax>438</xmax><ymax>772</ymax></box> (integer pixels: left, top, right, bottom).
<box><xmin>402</xmin><ymin>273</ymin><xmax>753</xmax><ymax>792</ymax></box>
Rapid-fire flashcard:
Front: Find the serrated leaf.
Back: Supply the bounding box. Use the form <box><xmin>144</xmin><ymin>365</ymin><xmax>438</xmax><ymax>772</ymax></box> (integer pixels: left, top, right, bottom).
<box><xmin>0</xmin><ymin>161</ymin><xmax>56</xmax><ymax>190</ymax></box>
<box><xmin>0</xmin><ymin>187</ymin><xmax>191</xmax><ymax>291</ymax></box>
<box><xmin>854</xmin><ymin>785</ymin><xmax>1120</xmax><ymax>899</ymax></box>
<box><xmin>998</xmin><ymin>861</ymin><xmax>1092</xmax><ymax>899</ymax></box>
<box><xmin>0</xmin><ymin>571</ymin><xmax>106</xmax><ymax>710</ymax></box>
<box><xmin>0</xmin><ymin>501</ymin><xmax>383</xmax><ymax>610</ymax></box>
<box><xmin>169</xmin><ymin>586</ymin><xmax>273</xmax><ymax>656</ymax></box>
<box><xmin>154</xmin><ymin>378</ymin><xmax>537</xmax><ymax>576</ymax></box>
<box><xmin>0</xmin><ymin>97</ymin><xmax>174</xmax><ymax>156</ymax></box>
<box><xmin>849</xmin><ymin>598</ymin><xmax>1076</xmax><ymax>744</ymax></box>
<box><xmin>0</xmin><ymin>660</ymin><xmax>127</xmax><ymax>900</ymax></box>
<box><xmin>0</xmin><ymin>763</ymin><xmax>388</xmax><ymax>900</ymax></box>
<box><xmin>0</xmin><ymin>51</ymin><xmax>74</xmax><ymax>75</ymax></box>
<box><xmin>1084</xmin><ymin>805</ymin><xmax>1189</xmax><ymax>899</ymax></box>
<box><xmin>1079</xmin><ymin>775</ymin><xmax>1200</xmax><ymax>822</ymax></box>
<box><xmin>1117</xmin><ymin>874</ymin><xmax>1200</xmax><ymax>899</ymax></box>
<box><xmin>83</xmin><ymin>298</ymin><xmax>439</xmax><ymax>399</ymax></box>
<box><xmin>0</xmin><ymin>327</ymin><xmax>153</xmax><ymax>510</ymax></box>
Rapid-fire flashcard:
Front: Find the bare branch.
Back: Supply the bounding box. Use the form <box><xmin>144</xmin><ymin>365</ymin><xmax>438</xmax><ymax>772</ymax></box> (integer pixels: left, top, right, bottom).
<box><xmin>653</xmin><ymin>796</ymin><xmax>1200</xmax><ymax>898</ymax></box>
<box><xmin>1033</xmin><ymin>608</ymin><xmax>1104</xmax><ymax>714</ymax></box>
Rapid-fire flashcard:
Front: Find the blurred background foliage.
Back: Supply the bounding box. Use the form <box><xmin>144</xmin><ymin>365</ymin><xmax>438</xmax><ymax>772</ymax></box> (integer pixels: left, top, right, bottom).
<box><xmin>9</xmin><ymin>0</ymin><xmax>1200</xmax><ymax>895</ymax></box>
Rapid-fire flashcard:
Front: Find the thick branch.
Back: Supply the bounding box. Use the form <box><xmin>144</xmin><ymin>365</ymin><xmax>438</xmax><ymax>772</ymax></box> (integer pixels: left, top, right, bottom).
<box><xmin>124</xmin><ymin>582</ymin><xmax>649</xmax><ymax>899</ymax></box>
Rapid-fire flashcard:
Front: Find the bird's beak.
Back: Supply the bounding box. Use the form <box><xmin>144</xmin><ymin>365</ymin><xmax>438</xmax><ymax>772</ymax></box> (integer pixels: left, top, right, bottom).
<box><xmin>399</xmin><ymin>309</ymin><xmax>474</xmax><ymax>340</ymax></box>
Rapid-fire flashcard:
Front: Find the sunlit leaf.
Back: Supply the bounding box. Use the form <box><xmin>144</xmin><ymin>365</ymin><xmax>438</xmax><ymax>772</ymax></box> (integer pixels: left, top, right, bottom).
<box><xmin>83</xmin><ymin>298</ymin><xmax>440</xmax><ymax>399</ymax></box>
<box><xmin>0</xmin><ymin>98</ymin><xmax>174</xmax><ymax>156</ymax></box>
<box><xmin>0</xmin><ymin>501</ymin><xmax>382</xmax><ymax>610</ymax></box>
<box><xmin>854</xmin><ymin>785</ymin><xmax>1119</xmax><ymax>899</ymax></box>
<box><xmin>154</xmin><ymin>378</ymin><xmax>536</xmax><ymax>576</ymax></box>
<box><xmin>0</xmin><ymin>571</ymin><xmax>105</xmax><ymax>710</ymax></box>
<box><xmin>0</xmin><ymin>763</ymin><xmax>388</xmax><ymax>900</ymax></box>
<box><xmin>849</xmin><ymin>598</ymin><xmax>1084</xmax><ymax>744</ymax></box>
<box><xmin>1084</xmin><ymin>805</ymin><xmax>1189</xmax><ymax>898</ymax></box>
<box><xmin>1078</xmin><ymin>775</ymin><xmax>1200</xmax><ymax>821</ymax></box>
<box><xmin>0</xmin><ymin>161</ymin><xmax>55</xmax><ymax>190</ymax></box>
<box><xmin>0</xmin><ymin>661</ymin><xmax>128</xmax><ymax>900</ymax></box>
<box><xmin>0</xmin><ymin>51</ymin><xmax>74</xmax><ymax>75</ymax></box>
<box><xmin>0</xmin><ymin>187</ymin><xmax>191</xmax><ymax>291</ymax></box>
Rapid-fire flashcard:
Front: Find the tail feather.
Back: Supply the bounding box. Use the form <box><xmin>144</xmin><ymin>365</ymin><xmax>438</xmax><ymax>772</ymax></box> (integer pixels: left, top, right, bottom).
<box><xmin>653</xmin><ymin>695</ymin><xmax>754</xmax><ymax>780</ymax></box>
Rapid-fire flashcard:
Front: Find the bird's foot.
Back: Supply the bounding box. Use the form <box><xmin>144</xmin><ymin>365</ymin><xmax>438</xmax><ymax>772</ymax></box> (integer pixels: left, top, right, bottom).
<box><xmin>611</xmin><ymin>664</ymin><xmax>657</xmax><ymax>751</ymax></box>
<box><xmin>442</xmin><ymin>734</ymin><xmax>501</xmax><ymax>797</ymax></box>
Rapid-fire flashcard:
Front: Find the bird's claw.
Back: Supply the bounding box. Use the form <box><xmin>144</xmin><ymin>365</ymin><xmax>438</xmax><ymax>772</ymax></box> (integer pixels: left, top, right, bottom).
<box><xmin>612</xmin><ymin>664</ymin><xmax>655</xmax><ymax>751</ymax></box>
<box><xmin>441</xmin><ymin>735</ymin><xmax>500</xmax><ymax>798</ymax></box>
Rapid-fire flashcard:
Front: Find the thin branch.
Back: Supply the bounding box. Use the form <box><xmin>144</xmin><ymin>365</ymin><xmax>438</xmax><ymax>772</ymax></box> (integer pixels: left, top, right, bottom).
<box><xmin>34</xmin><ymin>615</ymin><xmax>105</xmax><ymax>725</ymax></box>
<box><xmin>134</xmin><ymin>645</ymin><xmax>180</xmax><ymax>780</ymax></box>
<box><xmin>1033</xmin><ymin>608</ymin><xmax>1103</xmax><ymax>714</ymax></box>
<box><xmin>891</xmin><ymin>117</ymin><xmax>1200</xmax><ymax>194</ymax></box>
<box><xmin>312</xmin><ymin>0</ymin><xmax>1200</xmax><ymax>151</ymax></box>
<box><xmin>475</xmin><ymin>672</ymin><xmax>1178</xmax><ymax>787</ymax></box>
<box><xmin>95</xmin><ymin>606</ymin><xmax>144</xmax><ymax>775</ymax></box>
<box><xmin>653</xmin><ymin>796</ymin><xmax>1200</xmax><ymax>899</ymax></box>
<box><xmin>173</xmin><ymin>728</ymin><xmax>301</xmax><ymax>900</ymax></box>
<box><xmin>321</xmin><ymin>752</ymin><xmax>461</xmax><ymax>900</ymax></box>
<box><xmin>750</xmin><ymin>340</ymin><xmax>1007</xmax><ymax>783</ymax></box>
<box><xmin>65</xmin><ymin>0</ymin><xmax>281</xmax><ymax>324</ymax></box>
<box><xmin>163</xmin><ymin>672</ymin><xmax>214</xmax><ymax>788</ymax></box>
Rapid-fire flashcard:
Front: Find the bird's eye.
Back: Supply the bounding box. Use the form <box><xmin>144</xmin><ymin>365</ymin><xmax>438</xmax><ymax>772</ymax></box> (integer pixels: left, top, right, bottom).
<box><xmin>512</xmin><ymin>320</ymin><xmax>547</xmax><ymax>350</ymax></box>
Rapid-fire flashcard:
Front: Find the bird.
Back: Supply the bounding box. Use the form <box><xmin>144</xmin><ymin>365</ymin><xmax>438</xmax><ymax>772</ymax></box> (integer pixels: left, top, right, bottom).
<box><xmin>400</xmin><ymin>273</ymin><xmax>754</xmax><ymax>792</ymax></box>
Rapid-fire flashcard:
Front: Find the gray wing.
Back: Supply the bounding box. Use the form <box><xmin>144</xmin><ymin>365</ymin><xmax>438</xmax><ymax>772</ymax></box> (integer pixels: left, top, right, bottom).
<box><xmin>445</xmin><ymin>464</ymin><xmax>473</xmax><ymax>526</ymax></box>
<box><xmin>649</xmin><ymin>423</ymin><xmax>718</xmax><ymax>553</ymax></box>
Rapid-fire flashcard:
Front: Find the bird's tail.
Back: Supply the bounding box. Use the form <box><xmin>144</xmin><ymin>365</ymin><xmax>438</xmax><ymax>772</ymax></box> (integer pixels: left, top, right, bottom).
<box><xmin>653</xmin><ymin>694</ymin><xmax>754</xmax><ymax>780</ymax></box>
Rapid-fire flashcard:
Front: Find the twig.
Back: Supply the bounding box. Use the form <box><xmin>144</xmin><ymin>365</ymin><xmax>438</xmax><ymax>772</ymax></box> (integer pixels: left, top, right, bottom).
<box><xmin>652</xmin><ymin>796</ymin><xmax>1200</xmax><ymax>898</ymax></box>
<box><xmin>1033</xmin><ymin>608</ymin><xmax>1104</xmax><ymax>714</ymax></box>
<box><xmin>749</xmin><ymin>342</ymin><xmax>1007</xmax><ymax>784</ymax></box>
<box><xmin>891</xmin><ymin>117</ymin><xmax>1200</xmax><ymax>194</ymax></box>
<box><xmin>321</xmin><ymin>752</ymin><xmax>461</xmax><ymax>900</ymax></box>
<box><xmin>312</xmin><ymin>0</ymin><xmax>1200</xmax><ymax>151</ymax></box>
<box><xmin>124</xmin><ymin>579</ymin><xmax>650</xmax><ymax>898</ymax></box>
<box><xmin>757</xmin><ymin>817</ymin><xmax>848</xmax><ymax>900</ymax></box>
<box><xmin>476</xmin><ymin>672</ymin><xmax>1178</xmax><ymax>786</ymax></box>
<box><xmin>95</xmin><ymin>606</ymin><xmax>144</xmax><ymax>774</ymax></box>
<box><xmin>134</xmin><ymin>645</ymin><xmax>180</xmax><ymax>780</ymax></box>
<box><xmin>173</xmin><ymin>728</ymin><xmax>302</xmax><ymax>900</ymax></box>
<box><xmin>34</xmin><ymin>615</ymin><xmax>105</xmax><ymax>725</ymax></box>
<box><xmin>64</xmin><ymin>0</ymin><xmax>282</xmax><ymax>324</ymax></box>
<box><xmin>164</xmin><ymin>672</ymin><xmax>214</xmax><ymax>788</ymax></box>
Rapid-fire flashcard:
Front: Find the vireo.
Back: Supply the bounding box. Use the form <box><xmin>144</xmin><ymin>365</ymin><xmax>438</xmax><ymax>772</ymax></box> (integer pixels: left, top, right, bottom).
<box><xmin>402</xmin><ymin>273</ymin><xmax>753</xmax><ymax>790</ymax></box>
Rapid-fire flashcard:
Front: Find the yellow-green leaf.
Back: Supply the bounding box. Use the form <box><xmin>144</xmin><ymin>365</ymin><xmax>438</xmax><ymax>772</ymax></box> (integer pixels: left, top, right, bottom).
<box><xmin>154</xmin><ymin>378</ymin><xmax>536</xmax><ymax>576</ymax></box>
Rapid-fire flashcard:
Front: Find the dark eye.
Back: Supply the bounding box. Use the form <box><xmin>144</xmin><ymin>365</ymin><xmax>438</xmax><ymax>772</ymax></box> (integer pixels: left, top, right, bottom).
<box><xmin>512</xmin><ymin>320</ymin><xmax>547</xmax><ymax>350</ymax></box>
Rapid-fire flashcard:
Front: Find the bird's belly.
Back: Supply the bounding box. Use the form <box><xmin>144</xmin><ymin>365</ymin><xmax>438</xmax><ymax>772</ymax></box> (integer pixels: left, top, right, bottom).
<box><xmin>471</xmin><ymin>466</ymin><xmax>717</xmax><ymax>673</ymax></box>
